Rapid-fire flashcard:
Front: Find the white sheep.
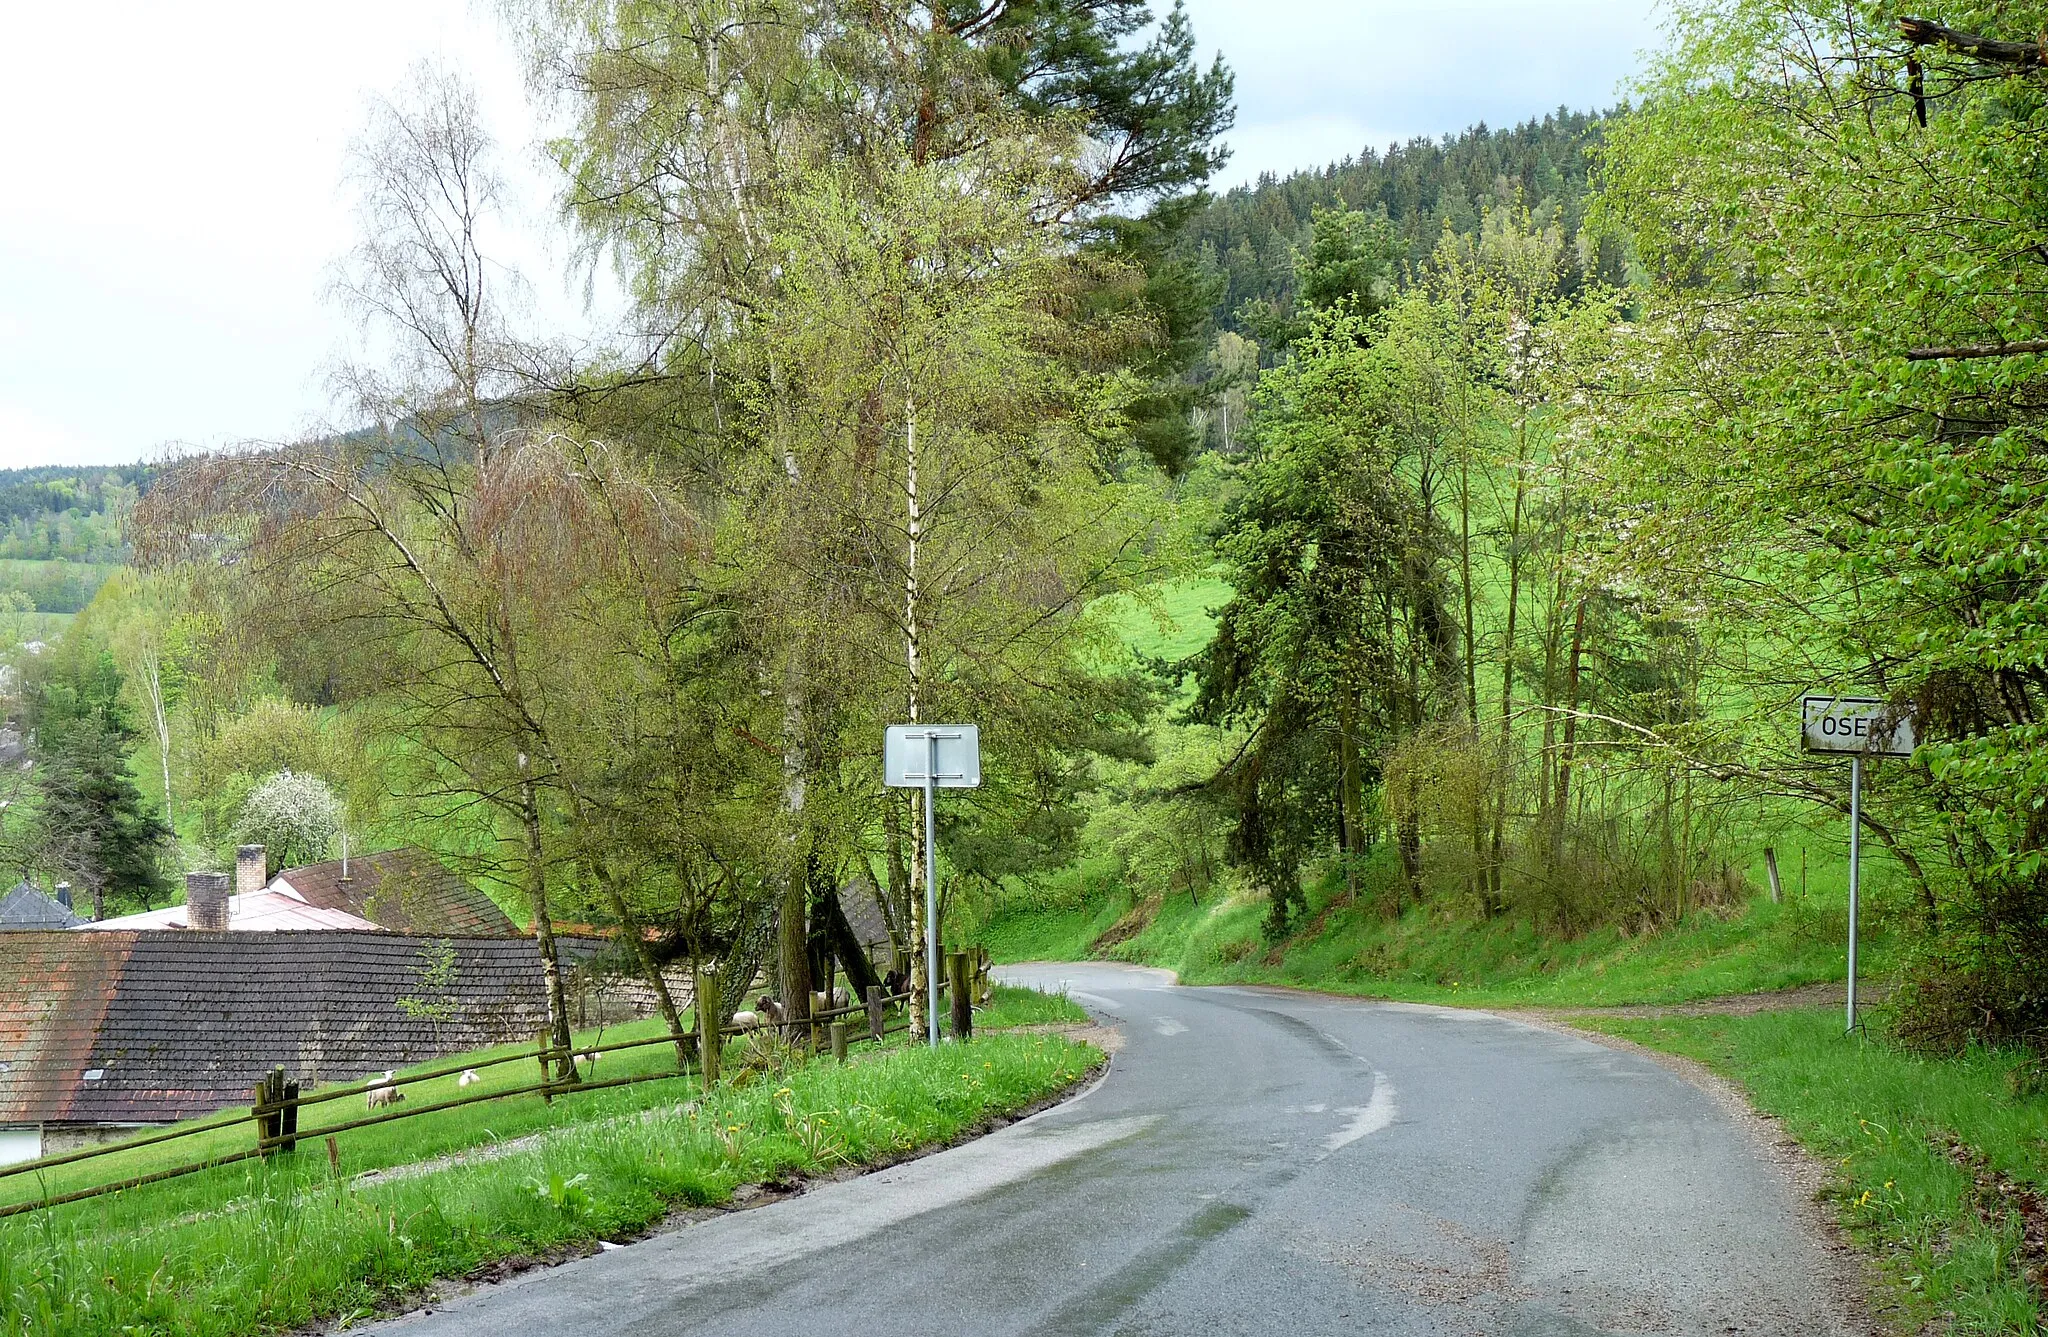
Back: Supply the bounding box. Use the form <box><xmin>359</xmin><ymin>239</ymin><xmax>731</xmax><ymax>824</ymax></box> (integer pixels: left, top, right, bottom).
<box><xmin>456</xmin><ymin>1069</ymin><xmax>480</xmax><ymax>1089</ymax></box>
<box><xmin>365</xmin><ymin>1070</ymin><xmax>405</xmax><ymax>1109</ymax></box>
<box><xmin>728</xmin><ymin>1010</ymin><xmax>763</xmax><ymax>1031</ymax></box>
<box><xmin>810</xmin><ymin>987</ymin><xmax>852</xmax><ymax>1012</ymax></box>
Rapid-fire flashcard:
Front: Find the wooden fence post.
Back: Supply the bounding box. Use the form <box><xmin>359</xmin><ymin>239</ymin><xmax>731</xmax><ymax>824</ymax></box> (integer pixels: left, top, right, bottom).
<box><xmin>947</xmin><ymin>951</ymin><xmax>972</xmax><ymax>1041</ymax></box>
<box><xmin>1763</xmin><ymin>847</ymin><xmax>1783</xmax><ymax>904</ymax></box>
<box><xmin>696</xmin><ymin>972</ymin><xmax>720</xmax><ymax>1088</ymax></box>
<box><xmin>280</xmin><ymin>1075</ymin><xmax>300</xmax><ymax>1154</ymax></box>
<box><xmin>251</xmin><ymin>1074</ymin><xmax>272</xmax><ymax>1156</ymax></box>
<box><xmin>535</xmin><ymin>1029</ymin><xmax>555</xmax><ymax>1104</ymax></box>
<box><xmin>829</xmin><ymin>1021</ymin><xmax>848</xmax><ymax>1063</ymax></box>
<box><xmin>864</xmin><ymin>984</ymin><xmax>885</xmax><ymax>1042</ymax></box>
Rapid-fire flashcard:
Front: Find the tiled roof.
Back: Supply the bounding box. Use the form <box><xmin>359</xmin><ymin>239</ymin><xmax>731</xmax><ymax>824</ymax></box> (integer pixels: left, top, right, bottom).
<box><xmin>84</xmin><ymin>890</ymin><xmax>381</xmax><ymax>933</ymax></box>
<box><xmin>0</xmin><ymin>883</ymin><xmax>84</xmax><ymax>931</ymax></box>
<box><xmin>0</xmin><ymin>931</ymin><xmax>603</xmax><ymax>1125</ymax></box>
<box><xmin>838</xmin><ymin>878</ymin><xmax>895</xmax><ymax>951</ymax></box>
<box><xmin>273</xmin><ymin>848</ymin><xmax>521</xmax><ymax>936</ymax></box>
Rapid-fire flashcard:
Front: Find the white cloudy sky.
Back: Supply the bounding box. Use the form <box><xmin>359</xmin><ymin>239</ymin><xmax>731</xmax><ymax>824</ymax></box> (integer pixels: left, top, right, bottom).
<box><xmin>0</xmin><ymin>1</ymin><xmax>1662</xmax><ymax>470</ymax></box>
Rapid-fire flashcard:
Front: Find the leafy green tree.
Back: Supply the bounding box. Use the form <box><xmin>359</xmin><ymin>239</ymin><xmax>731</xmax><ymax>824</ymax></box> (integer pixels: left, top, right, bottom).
<box><xmin>1189</xmin><ymin>298</ymin><xmax>1463</xmax><ymax>931</ymax></box>
<box><xmin>1594</xmin><ymin>0</ymin><xmax>2048</xmax><ymax>1040</ymax></box>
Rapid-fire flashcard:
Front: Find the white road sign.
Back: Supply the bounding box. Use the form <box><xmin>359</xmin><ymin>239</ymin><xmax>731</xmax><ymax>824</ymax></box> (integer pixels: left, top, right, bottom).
<box><xmin>884</xmin><ymin>725</ymin><xmax>982</xmax><ymax>788</ymax></box>
<box><xmin>1800</xmin><ymin>695</ymin><xmax>1916</xmax><ymax>757</ymax></box>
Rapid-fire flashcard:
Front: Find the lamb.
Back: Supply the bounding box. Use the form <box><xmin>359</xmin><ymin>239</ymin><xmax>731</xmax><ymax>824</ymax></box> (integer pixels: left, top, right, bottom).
<box><xmin>365</xmin><ymin>1070</ymin><xmax>405</xmax><ymax>1109</ymax></box>
<box><xmin>728</xmin><ymin>1010</ymin><xmax>763</xmax><ymax>1031</ymax></box>
<box><xmin>756</xmin><ymin>995</ymin><xmax>787</xmax><ymax>1026</ymax></box>
<box><xmin>810</xmin><ymin>987</ymin><xmax>852</xmax><ymax>1013</ymax></box>
<box><xmin>456</xmin><ymin>1069</ymin><xmax>480</xmax><ymax>1089</ymax></box>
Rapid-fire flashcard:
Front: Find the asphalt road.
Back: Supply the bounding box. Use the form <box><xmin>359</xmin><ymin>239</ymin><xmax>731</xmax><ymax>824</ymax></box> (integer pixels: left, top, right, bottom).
<box><xmin>370</xmin><ymin>963</ymin><xmax>1864</xmax><ymax>1336</ymax></box>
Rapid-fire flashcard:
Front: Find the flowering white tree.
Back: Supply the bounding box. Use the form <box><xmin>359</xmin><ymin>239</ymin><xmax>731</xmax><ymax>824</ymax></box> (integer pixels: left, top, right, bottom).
<box><xmin>236</xmin><ymin>770</ymin><xmax>340</xmax><ymax>871</ymax></box>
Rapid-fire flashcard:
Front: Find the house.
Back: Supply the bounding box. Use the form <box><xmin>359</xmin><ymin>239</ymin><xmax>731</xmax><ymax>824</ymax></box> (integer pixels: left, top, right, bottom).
<box><xmin>0</xmin><ymin>881</ymin><xmax>83</xmax><ymax>931</ymax></box>
<box><xmin>84</xmin><ymin>846</ymin><xmax>521</xmax><ymax>936</ymax></box>
<box><xmin>0</xmin><ymin>928</ymin><xmax>604</xmax><ymax>1165</ymax></box>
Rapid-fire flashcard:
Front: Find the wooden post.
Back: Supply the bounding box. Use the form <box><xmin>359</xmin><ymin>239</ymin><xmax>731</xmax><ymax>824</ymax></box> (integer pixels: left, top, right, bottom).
<box><xmin>326</xmin><ymin>1134</ymin><xmax>341</xmax><ymax>1179</ymax></box>
<box><xmin>865</xmin><ymin>984</ymin><xmax>885</xmax><ymax>1042</ymax></box>
<box><xmin>829</xmin><ymin>1021</ymin><xmax>848</xmax><ymax>1063</ymax></box>
<box><xmin>696</xmin><ymin>972</ymin><xmax>720</xmax><ymax>1088</ymax></box>
<box><xmin>251</xmin><ymin>1076</ymin><xmax>272</xmax><ymax>1156</ymax></box>
<box><xmin>1800</xmin><ymin>845</ymin><xmax>1808</xmax><ymax>899</ymax></box>
<box><xmin>280</xmin><ymin>1076</ymin><xmax>300</xmax><ymax>1154</ymax></box>
<box><xmin>536</xmin><ymin>1029</ymin><xmax>555</xmax><ymax>1104</ymax></box>
<box><xmin>947</xmin><ymin>951</ymin><xmax>972</xmax><ymax>1041</ymax></box>
<box><xmin>1763</xmin><ymin>847</ymin><xmax>1783</xmax><ymax>904</ymax></box>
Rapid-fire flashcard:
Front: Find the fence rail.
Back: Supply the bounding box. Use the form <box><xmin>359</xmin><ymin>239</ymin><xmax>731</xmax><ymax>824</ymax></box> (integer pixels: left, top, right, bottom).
<box><xmin>0</xmin><ymin>985</ymin><xmax>929</xmax><ymax>1221</ymax></box>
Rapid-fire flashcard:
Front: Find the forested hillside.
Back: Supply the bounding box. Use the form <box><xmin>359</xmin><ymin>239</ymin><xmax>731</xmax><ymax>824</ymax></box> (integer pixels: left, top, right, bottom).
<box><xmin>0</xmin><ymin>465</ymin><xmax>148</xmax><ymax>564</ymax></box>
<box><xmin>0</xmin><ymin>465</ymin><xmax>148</xmax><ymax>630</ymax></box>
<box><xmin>1180</xmin><ymin>109</ymin><xmax>1623</xmax><ymax>335</ymax></box>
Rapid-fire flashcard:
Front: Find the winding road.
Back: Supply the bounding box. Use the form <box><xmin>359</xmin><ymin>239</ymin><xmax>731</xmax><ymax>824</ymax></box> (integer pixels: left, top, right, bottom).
<box><xmin>370</xmin><ymin>963</ymin><xmax>1866</xmax><ymax>1336</ymax></box>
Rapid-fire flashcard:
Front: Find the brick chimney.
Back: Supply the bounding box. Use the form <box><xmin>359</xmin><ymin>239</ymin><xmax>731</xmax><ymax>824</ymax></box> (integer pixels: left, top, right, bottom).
<box><xmin>236</xmin><ymin>844</ymin><xmax>267</xmax><ymax>895</ymax></box>
<box><xmin>185</xmin><ymin>872</ymin><xmax>230</xmax><ymax>931</ymax></box>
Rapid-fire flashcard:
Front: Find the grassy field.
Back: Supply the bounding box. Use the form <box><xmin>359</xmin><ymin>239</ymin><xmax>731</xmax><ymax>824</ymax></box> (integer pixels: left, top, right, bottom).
<box><xmin>0</xmin><ymin>987</ymin><xmax>1097</xmax><ymax>1337</ymax></box>
<box><xmin>1579</xmin><ymin>1010</ymin><xmax>2048</xmax><ymax>1335</ymax></box>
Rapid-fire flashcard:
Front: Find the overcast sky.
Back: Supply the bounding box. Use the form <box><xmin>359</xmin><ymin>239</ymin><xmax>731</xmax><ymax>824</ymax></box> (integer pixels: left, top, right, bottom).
<box><xmin>0</xmin><ymin>1</ymin><xmax>1662</xmax><ymax>471</ymax></box>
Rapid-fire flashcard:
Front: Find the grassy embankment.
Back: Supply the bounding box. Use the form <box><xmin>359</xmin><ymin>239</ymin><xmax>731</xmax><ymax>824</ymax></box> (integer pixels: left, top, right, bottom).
<box><xmin>0</xmin><ymin>985</ymin><xmax>1095</xmax><ymax>1337</ymax></box>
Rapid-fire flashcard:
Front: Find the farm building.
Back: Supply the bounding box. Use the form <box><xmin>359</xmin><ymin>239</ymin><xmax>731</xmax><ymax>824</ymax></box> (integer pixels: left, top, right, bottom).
<box><xmin>0</xmin><ymin>928</ymin><xmax>605</xmax><ymax>1165</ymax></box>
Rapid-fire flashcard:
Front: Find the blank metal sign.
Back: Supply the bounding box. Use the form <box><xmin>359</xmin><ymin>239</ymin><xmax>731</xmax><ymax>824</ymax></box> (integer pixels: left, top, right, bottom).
<box><xmin>884</xmin><ymin>725</ymin><xmax>982</xmax><ymax>788</ymax></box>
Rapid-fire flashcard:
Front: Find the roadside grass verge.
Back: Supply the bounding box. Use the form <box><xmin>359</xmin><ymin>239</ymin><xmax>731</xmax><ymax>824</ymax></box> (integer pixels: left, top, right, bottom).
<box><xmin>978</xmin><ymin>871</ymin><xmax>1897</xmax><ymax>1010</ymax></box>
<box><xmin>0</xmin><ymin>1002</ymin><xmax>1100</xmax><ymax>1337</ymax></box>
<box><xmin>1574</xmin><ymin>1008</ymin><xmax>2047</xmax><ymax>1335</ymax></box>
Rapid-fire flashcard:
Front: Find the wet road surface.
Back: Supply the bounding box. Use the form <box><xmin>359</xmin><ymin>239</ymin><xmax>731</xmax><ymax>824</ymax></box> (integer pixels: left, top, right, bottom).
<box><xmin>368</xmin><ymin>962</ymin><xmax>1863</xmax><ymax>1336</ymax></box>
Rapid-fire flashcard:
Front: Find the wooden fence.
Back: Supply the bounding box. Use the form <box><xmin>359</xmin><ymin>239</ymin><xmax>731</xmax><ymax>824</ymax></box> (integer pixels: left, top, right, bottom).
<box><xmin>0</xmin><ymin>983</ymin><xmax>930</xmax><ymax>1222</ymax></box>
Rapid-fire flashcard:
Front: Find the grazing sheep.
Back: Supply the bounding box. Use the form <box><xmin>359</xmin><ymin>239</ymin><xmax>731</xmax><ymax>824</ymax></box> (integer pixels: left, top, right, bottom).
<box><xmin>728</xmin><ymin>1009</ymin><xmax>762</xmax><ymax>1031</ymax></box>
<box><xmin>756</xmin><ymin>995</ymin><xmax>787</xmax><ymax>1026</ymax></box>
<box><xmin>365</xmin><ymin>1070</ymin><xmax>405</xmax><ymax>1109</ymax></box>
<box><xmin>577</xmin><ymin>1049</ymin><xmax>600</xmax><ymax>1072</ymax></box>
<box><xmin>810</xmin><ymin>987</ymin><xmax>852</xmax><ymax>1012</ymax></box>
<box><xmin>456</xmin><ymin>1069</ymin><xmax>480</xmax><ymax>1089</ymax></box>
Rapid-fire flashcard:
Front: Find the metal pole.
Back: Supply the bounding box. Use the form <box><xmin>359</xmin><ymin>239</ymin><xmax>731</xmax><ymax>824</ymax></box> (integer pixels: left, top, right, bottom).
<box><xmin>1847</xmin><ymin>754</ymin><xmax>1861</xmax><ymax>1036</ymax></box>
<box><xmin>925</xmin><ymin>731</ymin><xmax>940</xmax><ymax>1048</ymax></box>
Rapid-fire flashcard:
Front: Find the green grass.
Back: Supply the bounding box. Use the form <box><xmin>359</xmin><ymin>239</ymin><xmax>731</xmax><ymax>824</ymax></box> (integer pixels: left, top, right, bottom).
<box><xmin>978</xmin><ymin>850</ymin><xmax>1899</xmax><ymax>1010</ymax></box>
<box><xmin>1091</xmin><ymin>575</ymin><xmax>1231</xmax><ymax>663</ymax></box>
<box><xmin>0</xmin><ymin>1000</ymin><xmax>1101</xmax><ymax>1337</ymax></box>
<box><xmin>1578</xmin><ymin>1010</ymin><xmax>2048</xmax><ymax>1335</ymax></box>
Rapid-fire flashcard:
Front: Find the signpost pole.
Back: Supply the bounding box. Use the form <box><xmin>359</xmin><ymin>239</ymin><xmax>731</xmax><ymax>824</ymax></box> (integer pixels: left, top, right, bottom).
<box><xmin>924</xmin><ymin>732</ymin><xmax>940</xmax><ymax>1049</ymax></box>
<box><xmin>1800</xmin><ymin>695</ymin><xmax>1912</xmax><ymax>1040</ymax></box>
<box><xmin>1847</xmin><ymin>754</ymin><xmax>1861</xmax><ymax>1036</ymax></box>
